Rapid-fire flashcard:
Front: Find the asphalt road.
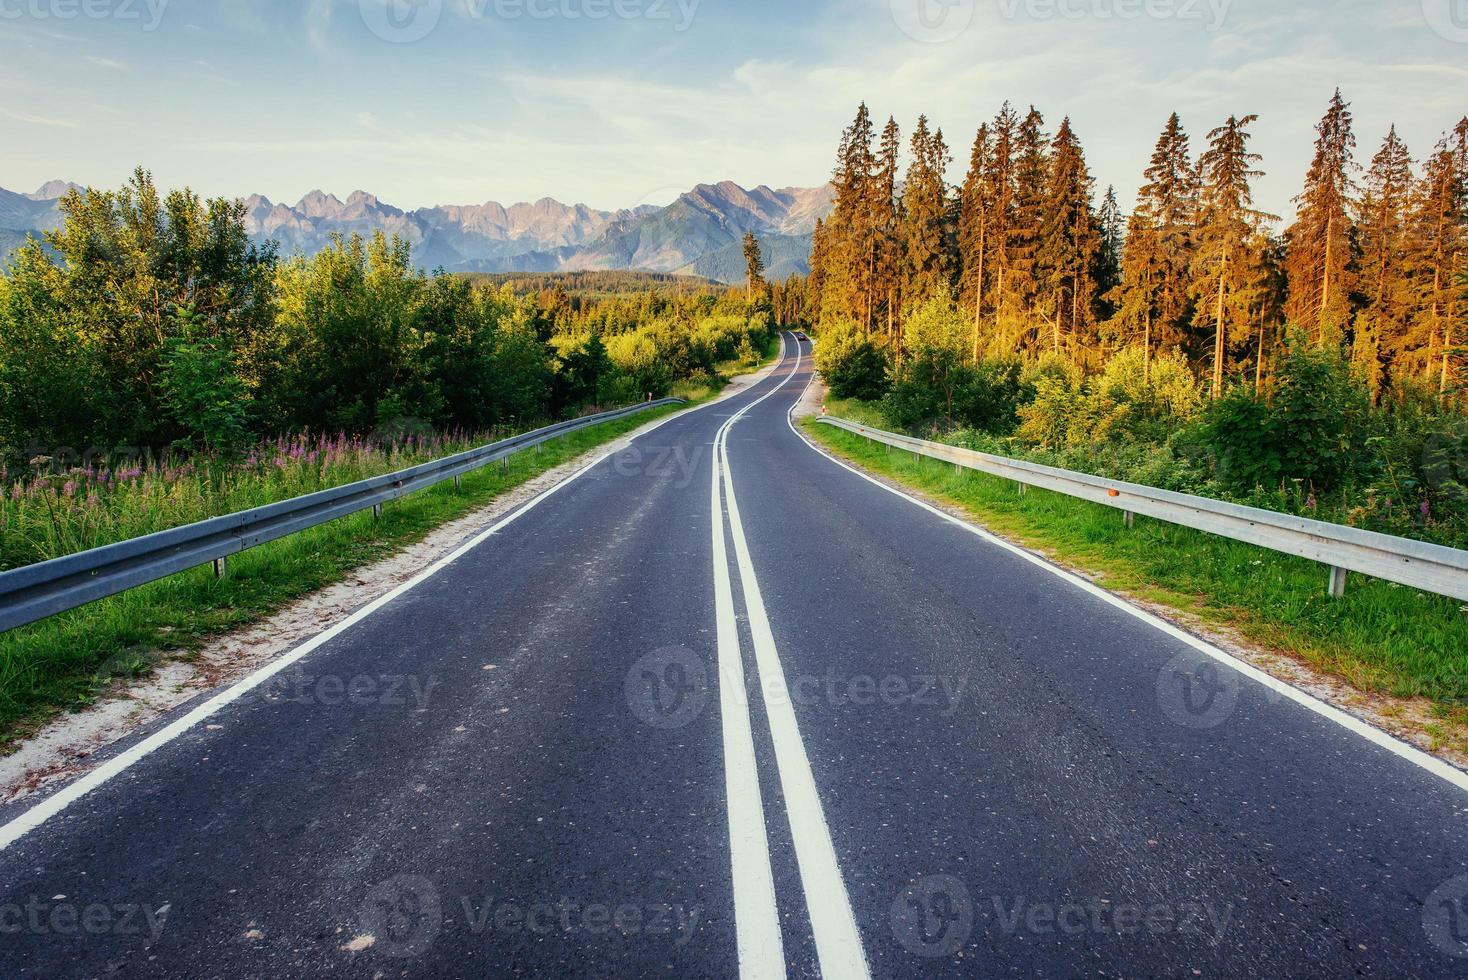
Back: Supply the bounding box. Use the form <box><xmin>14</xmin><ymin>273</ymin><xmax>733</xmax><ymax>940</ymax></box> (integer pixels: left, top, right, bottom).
<box><xmin>2</xmin><ymin>334</ymin><xmax>1467</xmax><ymax>978</ymax></box>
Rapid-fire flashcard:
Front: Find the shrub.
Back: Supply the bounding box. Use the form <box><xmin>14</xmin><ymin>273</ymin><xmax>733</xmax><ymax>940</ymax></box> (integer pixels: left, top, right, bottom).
<box><xmin>955</xmin><ymin>356</ymin><xmax>1025</xmax><ymax>434</ymax></box>
<box><xmin>159</xmin><ymin>310</ymin><xmax>251</xmax><ymax>455</ymax></box>
<box><xmin>1204</xmin><ymin>337</ymin><xmax>1372</xmax><ymax>493</ymax></box>
<box><xmin>816</xmin><ymin>317</ymin><xmax>890</xmax><ymax>400</ymax></box>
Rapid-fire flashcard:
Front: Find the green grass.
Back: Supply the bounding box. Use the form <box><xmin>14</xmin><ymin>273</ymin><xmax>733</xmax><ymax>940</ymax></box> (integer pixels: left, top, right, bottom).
<box><xmin>0</xmin><ymin>403</ymin><xmax>689</xmax><ymax>747</ymax></box>
<box><xmin>805</xmin><ymin>418</ymin><xmax>1468</xmax><ymax>718</ymax></box>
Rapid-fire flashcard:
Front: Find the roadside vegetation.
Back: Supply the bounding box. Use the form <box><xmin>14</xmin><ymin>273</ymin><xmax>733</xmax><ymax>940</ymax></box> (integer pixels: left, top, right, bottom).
<box><xmin>786</xmin><ymin>97</ymin><xmax>1468</xmax><ymax>547</ymax></box>
<box><xmin>794</xmin><ymin>95</ymin><xmax>1468</xmax><ymax>738</ymax></box>
<box><xmin>0</xmin><ymin>174</ymin><xmax>783</xmax><ymax>746</ymax></box>
<box><xmin>0</xmin><ymin>169</ymin><xmax>776</xmax><ymax>468</ymax></box>
<box><xmin>0</xmin><ymin>405</ymin><xmax>691</xmax><ymax>746</ymax></box>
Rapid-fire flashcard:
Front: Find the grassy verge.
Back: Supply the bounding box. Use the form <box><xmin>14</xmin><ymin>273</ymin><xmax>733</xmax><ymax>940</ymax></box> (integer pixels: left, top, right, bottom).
<box><xmin>804</xmin><ymin>417</ymin><xmax>1468</xmax><ymax>751</ymax></box>
<box><xmin>0</xmin><ymin>402</ymin><xmax>690</xmax><ymax>748</ymax></box>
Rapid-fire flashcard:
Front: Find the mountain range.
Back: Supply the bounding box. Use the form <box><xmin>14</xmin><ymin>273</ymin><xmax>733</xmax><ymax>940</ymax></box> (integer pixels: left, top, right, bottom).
<box><xmin>0</xmin><ymin>179</ymin><xmax>833</xmax><ymax>283</ymax></box>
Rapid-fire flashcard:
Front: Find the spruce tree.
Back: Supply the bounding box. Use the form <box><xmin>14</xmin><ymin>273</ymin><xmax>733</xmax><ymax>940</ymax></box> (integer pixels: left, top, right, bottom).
<box><xmin>1191</xmin><ymin>114</ymin><xmax>1274</xmax><ymax>396</ymax></box>
<box><xmin>1093</xmin><ymin>185</ymin><xmax>1124</xmax><ymax>325</ymax></box>
<box><xmin>822</xmin><ymin>104</ymin><xmax>876</xmax><ymax>330</ymax></box>
<box><xmin>1409</xmin><ymin>122</ymin><xmax>1468</xmax><ymax>393</ymax></box>
<box><xmin>1036</xmin><ymin>117</ymin><xmax>1099</xmax><ymax>356</ymax></box>
<box><xmin>1354</xmin><ymin>126</ymin><xmax>1414</xmax><ymax>396</ymax></box>
<box><xmin>1009</xmin><ymin>106</ymin><xmax>1051</xmax><ymax>347</ymax></box>
<box><xmin>1286</xmin><ymin>89</ymin><xmax>1359</xmax><ymax>345</ymax></box>
<box><xmin>873</xmin><ymin>117</ymin><xmax>904</xmax><ymax>346</ymax></box>
<box><xmin>743</xmin><ymin>231</ymin><xmax>766</xmax><ymax>301</ymax></box>
<box><xmin>901</xmin><ymin>115</ymin><xmax>952</xmax><ymax>310</ymax></box>
<box><xmin>959</xmin><ymin>124</ymin><xmax>993</xmax><ymax>360</ymax></box>
<box><xmin>1138</xmin><ymin>113</ymin><xmax>1201</xmax><ymax>347</ymax></box>
<box><xmin>984</xmin><ymin>103</ymin><xmax>1020</xmax><ymax>341</ymax></box>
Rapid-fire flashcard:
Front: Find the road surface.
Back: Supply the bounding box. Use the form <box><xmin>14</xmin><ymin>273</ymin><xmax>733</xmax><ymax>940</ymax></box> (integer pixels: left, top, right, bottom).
<box><xmin>1</xmin><ymin>334</ymin><xmax>1466</xmax><ymax>978</ymax></box>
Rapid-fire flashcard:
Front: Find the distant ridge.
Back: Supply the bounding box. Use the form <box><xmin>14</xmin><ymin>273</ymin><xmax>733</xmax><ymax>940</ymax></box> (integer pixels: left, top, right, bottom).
<box><xmin>0</xmin><ymin>179</ymin><xmax>833</xmax><ymax>282</ymax></box>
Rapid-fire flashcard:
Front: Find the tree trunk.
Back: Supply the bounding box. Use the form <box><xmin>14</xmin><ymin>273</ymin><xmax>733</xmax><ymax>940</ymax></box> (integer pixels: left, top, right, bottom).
<box><xmin>1255</xmin><ymin>308</ymin><xmax>1265</xmax><ymax>395</ymax></box>
<box><xmin>1320</xmin><ymin>213</ymin><xmax>1333</xmax><ymax>343</ymax></box>
<box><xmin>973</xmin><ymin>224</ymin><xmax>986</xmax><ymax>365</ymax></box>
<box><xmin>1143</xmin><ymin>307</ymin><xmax>1152</xmax><ymax>385</ymax></box>
<box><xmin>1213</xmin><ymin>265</ymin><xmax>1227</xmax><ymax>398</ymax></box>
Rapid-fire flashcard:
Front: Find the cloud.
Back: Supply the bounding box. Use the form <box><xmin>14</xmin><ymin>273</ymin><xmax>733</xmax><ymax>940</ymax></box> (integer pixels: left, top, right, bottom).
<box><xmin>0</xmin><ymin>108</ymin><xmax>81</xmax><ymax>129</ymax></box>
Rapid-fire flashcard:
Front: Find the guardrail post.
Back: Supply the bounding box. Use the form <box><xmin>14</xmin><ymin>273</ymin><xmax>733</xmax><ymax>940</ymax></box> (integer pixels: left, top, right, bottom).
<box><xmin>212</xmin><ymin>557</ymin><xmax>228</xmax><ymax>580</ymax></box>
<box><xmin>1328</xmin><ymin>566</ymin><xmax>1348</xmax><ymax>599</ymax></box>
<box><xmin>1124</xmin><ymin>511</ymin><xmax>1135</xmax><ymax>529</ymax></box>
<box><xmin>372</xmin><ymin>503</ymin><xmax>383</xmax><ymax>521</ymax></box>
<box><xmin>453</xmin><ymin>475</ymin><xmax>461</xmax><ymax>491</ymax></box>
<box><xmin>1018</xmin><ymin>482</ymin><xmax>1028</xmax><ymax>497</ymax></box>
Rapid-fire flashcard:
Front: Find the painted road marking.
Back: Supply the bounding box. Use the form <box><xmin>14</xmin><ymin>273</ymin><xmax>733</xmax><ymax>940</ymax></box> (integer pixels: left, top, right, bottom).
<box><xmin>714</xmin><ymin>337</ymin><xmax>871</xmax><ymax>980</ymax></box>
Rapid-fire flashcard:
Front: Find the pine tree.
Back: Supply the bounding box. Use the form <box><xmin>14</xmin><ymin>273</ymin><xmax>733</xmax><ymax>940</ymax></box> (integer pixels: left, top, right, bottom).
<box><xmin>873</xmin><ymin>117</ymin><xmax>903</xmax><ymax>346</ymax></box>
<box><xmin>822</xmin><ymin>104</ymin><xmax>877</xmax><ymax>330</ymax></box>
<box><xmin>743</xmin><ymin>231</ymin><xmax>766</xmax><ymax>301</ymax></box>
<box><xmin>901</xmin><ymin>115</ymin><xmax>952</xmax><ymax>311</ymax></box>
<box><xmin>1286</xmin><ymin>89</ymin><xmax>1359</xmax><ymax>345</ymax></box>
<box><xmin>1008</xmin><ymin>106</ymin><xmax>1051</xmax><ymax>348</ymax></box>
<box><xmin>1353</xmin><ymin>126</ymin><xmax>1415</xmax><ymax>397</ymax></box>
<box><xmin>959</xmin><ymin>123</ymin><xmax>993</xmax><ymax>361</ymax></box>
<box><xmin>983</xmin><ymin>103</ymin><xmax>1020</xmax><ymax>341</ymax></box>
<box><xmin>807</xmin><ymin>217</ymin><xmax>829</xmax><ymax>326</ymax></box>
<box><xmin>1109</xmin><ymin>208</ymin><xmax>1164</xmax><ymax>377</ymax></box>
<box><xmin>1139</xmin><ymin>114</ymin><xmax>1201</xmax><ymax>347</ymax></box>
<box><xmin>1408</xmin><ymin>127</ymin><xmax>1467</xmax><ymax>391</ymax></box>
<box><xmin>1036</xmin><ymin>117</ymin><xmax>1100</xmax><ymax>357</ymax></box>
<box><xmin>1191</xmin><ymin>114</ymin><xmax>1275</xmax><ymax>396</ymax></box>
<box><xmin>1093</xmin><ymin>185</ymin><xmax>1124</xmax><ymax>325</ymax></box>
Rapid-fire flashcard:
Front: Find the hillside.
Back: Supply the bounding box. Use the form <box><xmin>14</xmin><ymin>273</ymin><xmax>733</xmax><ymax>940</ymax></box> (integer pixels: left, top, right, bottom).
<box><xmin>1</xmin><ymin>179</ymin><xmax>832</xmax><ymax>281</ymax></box>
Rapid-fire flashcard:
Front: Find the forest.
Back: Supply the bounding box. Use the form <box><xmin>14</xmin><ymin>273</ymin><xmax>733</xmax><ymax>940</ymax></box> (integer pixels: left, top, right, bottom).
<box><xmin>0</xmin><ymin>170</ymin><xmax>775</xmax><ymax>467</ymax></box>
<box><xmin>797</xmin><ymin>96</ymin><xmax>1468</xmax><ymax>546</ymax></box>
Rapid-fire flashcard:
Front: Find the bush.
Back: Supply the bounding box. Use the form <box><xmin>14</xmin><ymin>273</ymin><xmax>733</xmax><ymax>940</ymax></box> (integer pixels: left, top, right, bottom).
<box><xmin>1016</xmin><ymin>370</ymin><xmax>1086</xmax><ymax>448</ymax></box>
<box><xmin>158</xmin><ymin>309</ymin><xmax>252</xmax><ymax>455</ymax></box>
<box><xmin>1204</xmin><ymin>338</ymin><xmax>1372</xmax><ymax>493</ymax></box>
<box><xmin>955</xmin><ymin>356</ymin><xmax>1025</xmax><ymax>434</ymax></box>
<box><xmin>816</xmin><ymin>317</ymin><xmax>890</xmax><ymax>400</ymax></box>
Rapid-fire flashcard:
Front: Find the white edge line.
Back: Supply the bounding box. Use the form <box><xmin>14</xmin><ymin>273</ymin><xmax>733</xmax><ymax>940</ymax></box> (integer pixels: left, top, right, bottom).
<box><xmin>0</xmin><ymin>371</ymin><xmax>794</xmax><ymax>853</ymax></box>
<box><xmin>785</xmin><ymin>378</ymin><xmax>1468</xmax><ymax>796</ymax></box>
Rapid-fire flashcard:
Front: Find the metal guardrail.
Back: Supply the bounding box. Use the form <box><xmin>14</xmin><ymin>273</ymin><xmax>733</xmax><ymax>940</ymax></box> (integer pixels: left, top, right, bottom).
<box><xmin>818</xmin><ymin>416</ymin><xmax>1468</xmax><ymax>602</ymax></box>
<box><xmin>0</xmin><ymin>399</ymin><xmax>684</xmax><ymax>634</ymax></box>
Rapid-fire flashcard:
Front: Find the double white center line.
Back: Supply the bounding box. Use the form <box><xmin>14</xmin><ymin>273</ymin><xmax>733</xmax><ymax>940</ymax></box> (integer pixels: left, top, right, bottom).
<box><xmin>711</xmin><ymin>339</ymin><xmax>870</xmax><ymax>980</ymax></box>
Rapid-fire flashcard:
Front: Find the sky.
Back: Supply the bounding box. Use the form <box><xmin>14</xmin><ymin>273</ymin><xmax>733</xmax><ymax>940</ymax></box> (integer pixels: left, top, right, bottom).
<box><xmin>1</xmin><ymin>0</ymin><xmax>1466</xmax><ymax>221</ymax></box>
